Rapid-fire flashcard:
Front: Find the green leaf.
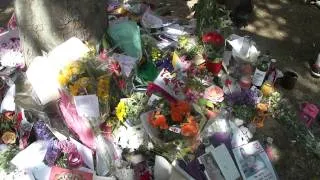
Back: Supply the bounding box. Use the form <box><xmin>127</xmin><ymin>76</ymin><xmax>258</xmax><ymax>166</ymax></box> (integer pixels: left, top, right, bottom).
<box><xmin>198</xmin><ymin>98</ymin><xmax>208</xmax><ymax>106</ymax></box>
<box><xmin>206</xmin><ymin>101</ymin><xmax>214</xmax><ymax>108</ymax></box>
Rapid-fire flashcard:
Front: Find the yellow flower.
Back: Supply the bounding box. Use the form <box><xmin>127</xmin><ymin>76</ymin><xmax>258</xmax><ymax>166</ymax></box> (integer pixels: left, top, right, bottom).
<box><xmin>116</xmin><ymin>100</ymin><xmax>127</xmax><ymax>122</ymax></box>
<box><xmin>69</xmin><ymin>84</ymin><xmax>80</xmax><ymax>96</ymax></box>
<box><xmin>70</xmin><ymin>61</ymin><xmax>83</xmax><ymax>74</ymax></box>
<box><xmin>77</xmin><ymin>77</ymin><xmax>90</xmax><ymax>88</ymax></box>
<box><xmin>2</xmin><ymin>131</ymin><xmax>16</xmax><ymax>144</ymax></box>
<box><xmin>58</xmin><ymin>74</ymin><xmax>68</xmax><ymax>86</ymax></box>
<box><xmin>97</xmin><ymin>76</ymin><xmax>110</xmax><ymax>102</ymax></box>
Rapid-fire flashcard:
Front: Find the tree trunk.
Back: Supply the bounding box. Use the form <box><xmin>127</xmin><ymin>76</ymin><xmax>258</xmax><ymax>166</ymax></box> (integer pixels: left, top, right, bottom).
<box><xmin>14</xmin><ymin>0</ymin><xmax>107</xmax><ymax>65</ymax></box>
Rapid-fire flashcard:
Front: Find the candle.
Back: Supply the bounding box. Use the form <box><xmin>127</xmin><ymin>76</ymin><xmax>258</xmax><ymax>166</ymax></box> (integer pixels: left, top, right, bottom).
<box><xmin>261</xmin><ymin>82</ymin><xmax>274</xmax><ymax>96</ymax></box>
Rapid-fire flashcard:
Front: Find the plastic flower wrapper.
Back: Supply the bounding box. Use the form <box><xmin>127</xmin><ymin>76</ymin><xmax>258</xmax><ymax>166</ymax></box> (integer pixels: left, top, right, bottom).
<box><xmin>32</xmin><ymin>121</ymin><xmax>85</xmax><ymax>169</ymax></box>
<box><xmin>58</xmin><ymin>92</ymin><xmax>95</xmax><ymax>149</ymax></box>
<box><xmin>0</xmin><ymin>29</ymin><xmax>24</xmax><ymax>68</ymax></box>
<box><xmin>88</xmin><ymin>116</ymin><xmax>116</xmax><ymax>176</ymax></box>
<box><xmin>107</xmin><ymin>20</ymin><xmax>142</xmax><ymax>59</ymax></box>
<box><xmin>69</xmin><ymin>93</ymin><xmax>116</xmax><ymax>176</ymax></box>
<box><xmin>201</xmin><ymin>108</ymin><xmax>233</xmax><ymax>148</ymax></box>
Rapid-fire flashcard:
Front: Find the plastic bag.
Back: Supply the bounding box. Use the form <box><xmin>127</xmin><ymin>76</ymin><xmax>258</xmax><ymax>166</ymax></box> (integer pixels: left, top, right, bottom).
<box><xmin>227</xmin><ymin>34</ymin><xmax>260</xmax><ymax>64</ymax></box>
<box><xmin>107</xmin><ymin>21</ymin><xmax>142</xmax><ymax>59</ymax></box>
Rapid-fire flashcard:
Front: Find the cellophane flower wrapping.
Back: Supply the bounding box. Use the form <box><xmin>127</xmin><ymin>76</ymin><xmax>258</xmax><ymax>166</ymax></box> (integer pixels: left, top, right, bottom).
<box><xmin>95</xmin><ymin>133</ymin><xmax>115</xmax><ymax>176</ymax></box>
<box><xmin>0</xmin><ymin>29</ymin><xmax>24</xmax><ymax>68</ymax></box>
<box><xmin>58</xmin><ymin>92</ymin><xmax>95</xmax><ymax>150</ymax></box>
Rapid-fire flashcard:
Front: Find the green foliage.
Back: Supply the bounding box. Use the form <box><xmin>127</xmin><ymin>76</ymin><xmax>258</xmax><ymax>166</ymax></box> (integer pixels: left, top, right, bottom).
<box><xmin>193</xmin><ymin>0</ymin><xmax>233</xmax><ymax>37</ymax></box>
<box><xmin>268</xmin><ymin>92</ymin><xmax>320</xmax><ymax>157</ymax></box>
<box><xmin>56</xmin><ymin>153</ymin><xmax>68</xmax><ymax>169</ymax></box>
<box><xmin>0</xmin><ymin>146</ymin><xmax>19</xmax><ymax>172</ymax></box>
<box><xmin>232</xmin><ymin>104</ymin><xmax>256</xmax><ymax>122</ymax></box>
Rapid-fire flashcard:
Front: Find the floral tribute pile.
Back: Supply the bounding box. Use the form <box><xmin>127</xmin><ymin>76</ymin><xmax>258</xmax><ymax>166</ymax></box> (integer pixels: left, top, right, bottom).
<box><xmin>0</xmin><ymin>1</ymin><xmax>319</xmax><ymax>180</ymax></box>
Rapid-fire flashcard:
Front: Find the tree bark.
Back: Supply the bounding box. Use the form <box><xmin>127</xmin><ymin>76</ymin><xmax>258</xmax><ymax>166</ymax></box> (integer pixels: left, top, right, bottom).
<box><xmin>14</xmin><ymin>0</ymin><xmax>107</xmax><ymax>65</ymax></box>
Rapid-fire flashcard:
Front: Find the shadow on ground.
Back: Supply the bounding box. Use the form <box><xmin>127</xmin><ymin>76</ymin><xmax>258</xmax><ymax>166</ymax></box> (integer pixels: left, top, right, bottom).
<box><xmin>237</xmin><ymin>0</ymin><xmax>320</xmax><ymax>106</ymax></box>
<box><xmin>236</xmin><ymin>0</ymin><xmax>320</xmax><ymax>179</ymax></box>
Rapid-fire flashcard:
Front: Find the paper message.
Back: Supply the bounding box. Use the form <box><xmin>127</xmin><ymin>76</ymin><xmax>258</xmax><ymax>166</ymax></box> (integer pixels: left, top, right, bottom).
<box><xmin>11</xmin><ymin>141</ymin><xmax>48</xmax><ymax>170</ymax></box>
<box><xmin>74</xmin><ymin>95</ymin><xmax>100</xmax><ymax>118</ymax></box>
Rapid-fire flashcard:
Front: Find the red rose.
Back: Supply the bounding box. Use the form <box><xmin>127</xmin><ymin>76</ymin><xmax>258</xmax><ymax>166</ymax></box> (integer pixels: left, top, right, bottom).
<box><xmin>202</xmin><ymin>32</ymin><xmax>224</xmax><ymax>47</ymax></box>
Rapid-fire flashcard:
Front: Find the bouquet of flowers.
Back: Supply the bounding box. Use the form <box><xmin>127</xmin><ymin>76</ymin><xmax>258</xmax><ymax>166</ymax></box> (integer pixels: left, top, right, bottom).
<box><xmin>31</xmin><ymin>121</ymin><xmax>87</xmax><ymax>170</ymax></box>
<box><xmin>201</xmin><ymin>32</ymin><xmax>225</xmax><ymax>75</ymax></box>
<box><xmin>202</xmin><ymin>32</ymin><xmax>225</xmax><ymax>61</ymax></box>
<box><xmin>146</xmin><ymin>100</ymin><xmax>200</xmax><ymax>142</ymax></box>
<box><xmin>58</xmin><ymin>59</ymin><xmax>116</xmax><ymax>118</ymax></box>
<box><xmin>115</xmin><ymin>92</ymin><xmax>148</xmax><ymax>126</ymax></box>
<box><xmin>0</xmin><ymin>111</ymin><xmax>22</xmax><ymax>145</ymax></box>
<box><xmin>177</xmin><ymin>35</ymin><xmax>202</xmax><ymax>61</ymax></box>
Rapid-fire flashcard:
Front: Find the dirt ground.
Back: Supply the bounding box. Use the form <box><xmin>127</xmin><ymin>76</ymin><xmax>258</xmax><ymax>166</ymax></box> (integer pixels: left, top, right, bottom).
<box><xmin>1</xmin><ymin>0</ymin><xmax>320</xmax><ymax>179</ymax></box>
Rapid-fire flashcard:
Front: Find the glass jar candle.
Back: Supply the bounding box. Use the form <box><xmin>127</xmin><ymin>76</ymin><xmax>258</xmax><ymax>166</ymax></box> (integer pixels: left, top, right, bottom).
<box><xmin>261</xmin><ymin>82</ymin><xmax>274</xmax><ymax>96</ymax></box>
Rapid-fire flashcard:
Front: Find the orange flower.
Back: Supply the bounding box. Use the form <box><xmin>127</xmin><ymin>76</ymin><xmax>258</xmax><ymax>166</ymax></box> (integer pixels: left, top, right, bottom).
<box><xmin>149</xmin><ymin>112</ymin><xmax>169</xmax><ymax>129</ymax></box>
<box><xmin>171</xmin><ymin>111</ymin><xmax>183</xmax><ymax>122</ymax></box>
<box><xmin>181</xmin><ymin>116</ymin><xmax>199</xmax><ymax>137</ymax></box>
<box><xmin>177</xmin><ymin>101</ymin><xmax>191</xmax><ymax>113</ymax></box>
<box><xmin>170</xmin><ymin>101</ymin><xmax>191</xmax><ymax>122</ymax></box>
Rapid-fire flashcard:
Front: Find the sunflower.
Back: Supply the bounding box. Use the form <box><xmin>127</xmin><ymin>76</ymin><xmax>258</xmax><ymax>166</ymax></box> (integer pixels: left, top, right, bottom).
<box><xmin>116</xmin><ymin>100</ymin><xmax>127</xmax><ymax>122</ymax></box>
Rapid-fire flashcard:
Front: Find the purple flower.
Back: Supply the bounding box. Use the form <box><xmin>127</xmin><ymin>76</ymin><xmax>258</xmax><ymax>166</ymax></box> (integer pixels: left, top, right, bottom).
<box><xmin>225</xmin><ymin>89</ymin><xmax>257</xmax><ymax>106</ymax></box>
<box><xmin>44</xmin><ymin>140</ymin><xmax>62</xmax><ymax>166</ymax></box>
<box><xmin>33</xmin><ymin>121</ymin><xmax>55</xmax><ymax>141</ymax></box>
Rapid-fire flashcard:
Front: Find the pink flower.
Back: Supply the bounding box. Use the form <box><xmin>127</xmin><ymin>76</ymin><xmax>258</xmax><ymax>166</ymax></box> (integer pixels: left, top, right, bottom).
<box><xmin>203</xmin><ymin>85</ymin><xmax>224</xmax><ymax>102</ymax></box>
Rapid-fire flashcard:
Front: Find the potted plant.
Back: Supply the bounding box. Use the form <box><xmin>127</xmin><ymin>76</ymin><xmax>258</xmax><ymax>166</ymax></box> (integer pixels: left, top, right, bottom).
<box><xmin>202</xmin><ymin>32</ymin><xmax>225</xmax><ymax>75</ymax></box>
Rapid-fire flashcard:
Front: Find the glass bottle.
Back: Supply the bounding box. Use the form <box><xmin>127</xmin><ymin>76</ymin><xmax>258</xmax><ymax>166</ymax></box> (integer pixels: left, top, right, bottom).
<box><xmin>252</xmin><ymin>55</ymin><xmax>270</xmax><ymax>87</ymax></box>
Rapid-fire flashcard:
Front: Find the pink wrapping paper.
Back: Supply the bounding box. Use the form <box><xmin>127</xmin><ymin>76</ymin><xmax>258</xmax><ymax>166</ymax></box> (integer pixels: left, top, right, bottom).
<box><xmin>59</xmin><ymin>92</ymin><xmax>95</xmax><ymax>150</ymax></box>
